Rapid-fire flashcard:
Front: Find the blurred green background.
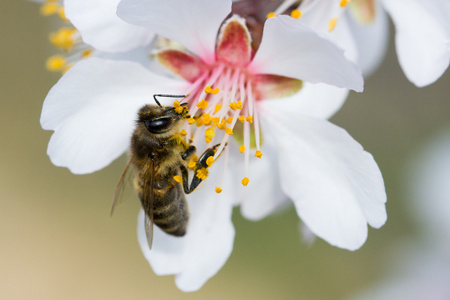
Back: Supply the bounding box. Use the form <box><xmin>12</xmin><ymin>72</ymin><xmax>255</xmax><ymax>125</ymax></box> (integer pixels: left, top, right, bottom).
<box><xmin>1</xmin><ymin>1</ymin><xmax>449</xmax><ymax>299</ymax></box>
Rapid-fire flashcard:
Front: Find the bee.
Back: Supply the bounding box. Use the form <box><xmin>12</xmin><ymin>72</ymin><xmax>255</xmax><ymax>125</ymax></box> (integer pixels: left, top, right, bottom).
<box><xmin>112</xmin><ymin>94</ymin><xmax>220</xmax><ymax>248</ymax></box>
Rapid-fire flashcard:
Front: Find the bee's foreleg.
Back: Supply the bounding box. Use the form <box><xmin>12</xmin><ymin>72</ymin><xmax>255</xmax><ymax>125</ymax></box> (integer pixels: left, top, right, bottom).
<box><xmin>181</xmin><ymin>145</ymin><xmax>196</xmax><ymax>160</ymax></box>
<box><xmin>184</xmin><ymin>144</ymin><xmax>220</xmax><ymax>193</ymax></box>
<box><xmin>179</xmin><ymin>165</ymin><xmax>191</xmax><ymax>194</ymax></box>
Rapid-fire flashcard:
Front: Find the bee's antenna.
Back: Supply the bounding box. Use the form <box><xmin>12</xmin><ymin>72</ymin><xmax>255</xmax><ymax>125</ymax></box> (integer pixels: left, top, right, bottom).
<box><xmin>153</xmin><ymin>94</ymin><xmax>190</xmax><ymax>107</ymax></box>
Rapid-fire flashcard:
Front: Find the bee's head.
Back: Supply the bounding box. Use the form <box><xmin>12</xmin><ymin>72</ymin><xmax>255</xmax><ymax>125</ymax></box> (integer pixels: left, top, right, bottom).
<box><xmin>138</xmin><ymin>104</ymin><xmax>188</xmax><ymax>135</ymax></box>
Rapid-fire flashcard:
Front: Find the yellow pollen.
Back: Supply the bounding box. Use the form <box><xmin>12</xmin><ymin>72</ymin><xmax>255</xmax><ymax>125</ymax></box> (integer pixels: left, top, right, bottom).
<box><xmin>212</xmin><ymin>117</ymin><xmax>220</xmax><ymax>124</ymax></box>
<box><xmin>196</xmin><ymin>118</ymin><xmax>204</xmax><ymax>127</ymax></box>
<box><xmin>229</xmin><ymin>101</ymin><xmax>243</xmax><ymax>111</ymax></box>
<box><xmin>238</xmin><ymin>115</ymin><xmax>245</xmax><ymax>123</ymax></box>
<box><xmin>267</xmin><ymin>12</ymin><xmax>276</xmax><ymax>19</ymax></box>
<box><xmin>173</xmin><ymin>101</ymin><xmax>184</xmax><ymax>114</ymax></box>
<box><xmin>206</xmin><ymin>156</ymin><xmax>214</xmax><ymax>166</ymax></box>
<box><xmin>255</xmin><ymin>150</ymin><xmax>263</xmax><ymax>158</ymax></box>
<box><xmin>329</xmin><ymin>18</ymin><xmax>338</xmax><ymax>32</ymax></box>
<box><xmin>226</xmin><ymin>117</ymin><xmax>233</xmax><ymax>124</ymax></box>
<box><xmin>214</xmin><ymin>104</ymin><xmax>222</xmax><ymax>113</ymax></box>
<box><xmin>225</xmin><ymin>128</ymin><xmax>233</xmax><ymax>135</ymax></box>
<box><xmin>196</xmin><ymin>168</ymin><xmax>209</xmax><ymax>180</ymax></box>
<box><xmin>241</xmin><ymin>177</ymin><xmax>250</xmax><ymax>186</ymax></box>
<box><xmin>173</xmin><ymin>175</ymin><xmax>182</xmax><ymax>183</ymax></box>
<box><xmin>205</xmin><ymin>127</ymin><xmax>215</xmax><ymax>142</ymax></box>
<box><xmin>203</xmin><ymin>114</ymin><xmax>212</xmax><ymax>125</ymax></box>
<box><xmin>49</xmin><ymin>28</ymin><xmax>75</xmax><ymax>50</ymax></box>
<box><xmin>291</xmin><ymin>9</ymin><xmax>302</xmax><ymax>19</ymax></box>
<box><xmin>204</xmin><ymin>86</ymin><xmax>220</xmax><ymax>94</ymax></box>
<box><xmin>46</xmin><ymin>55</ymin><xmax>66</xmax><ymax>71</ymax></box>
<box><xmin>217</xmin><ymin>119</ymin><xmax>227</xmax><ymax>130</ymax></box>
<box><xmin>196</xmin><ymin>100</ymin><xmax>208</xmax><ymax>109</ymax></box>
<box><xmin>81</xmin><ymin>50</ymin><xmax>93</xmax><ymax>58</ymax></box>
<box><xmin>340</xmin><ymin>0</ymin><xmax>351</xmax><ymax>7</ymax></box>
<box><xmin>180</xmin><ymin>129</ymin><xmax>187</xmax><ymax>136</ymax></box>
<box><xmin>215</xmin><ymin>187</ymin><xmax>223</xmax><ymax>193</ymax></box>
<box><xmin>187</xmin><ymin>118</ymin><xmax>196</xmax><ymax>125</ymax></box>
<box><xmin>239</xmin><ymin>145</ymin><xmax>245</xmax><ymax>153</ymax></box>
<box><xmin>246</xmin><ymin>115</ymin><xmax>253</xmax><ymax>123</ymax></box>
<box><xmin>40</xmin><ymin>3</ymin><xmax>59</xmax><ymax>16</ymax></box>
<box><xmin>188</xmin><ymin>161</ymin><xmax>196</xmax><ymax>169</ymax></box>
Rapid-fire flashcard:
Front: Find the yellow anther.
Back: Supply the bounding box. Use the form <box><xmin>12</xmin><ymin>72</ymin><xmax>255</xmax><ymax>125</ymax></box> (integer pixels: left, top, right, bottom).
<box><xmin>238</xmin><ymin>115</ymin><xmax>245</xmax><ymax>123</ymax></box>
<box><xmin>329</xmin><ymin>18</ymin><xmax>338</xmax><ymax>32</ymax></box>
<box><xmin>241</xmin><ymin>177</ymin><xmax>250</xmax><ymax>186</ymax></box>
<box><xmin>226</xmin><ymin>117</ymin><xmax>233</xmax><ymax>124</ymax></box>
<box><xmin>291</xmin><ymin>9</ymin><xmax>302</xmax><ymax>19</ymax></box>
<box><xmin>203</xmin><ymin>113</ymin><xmax>212</xmax><ymax>126</ymax></box>
<box><xmin>46</xmin><ymin>55</ymin><xmax>66</xmax><ymax>71</ymax></box>
<box><xmin>196</xmin><ymin>168</ymin><xmax>209</xmax><ymax>180</ymax></box>
<box><xmin>180</xmin><ymin>129</ymin><xmax>187</xmax><ymax>136</ymax></box>
<box><xmin>229</xmin><ymin>101</ymin><xmax>243</xmax><ymax>111</ymax></box>
<box><xmin>196</xmin><ymin>117</ymin><xmax>204</xmax><ymax>127</ymax></box>
<box><xmin>40</xmin><ymin>3</ymin><xmax>59</xmax><ymax>16</ymax></box>
<box><xmin>204</xmin><ymin>86</ymin><xmax>220</xmax><ymax>94</ymax></box>
<box><xmin>196</xmin><ymin>100</ymin><xmax>208</xmax><ymax>109</ymax></box>
<box><xmin>187</xmin><ymin>118</ymin><xmax>196</xmax><ymax>125</ymax></box>
<box><xmin>239</xmin><ymin>145</ymin><xmax>245</xmax><ymax>153</ymax></box>
<box><xmin>246</xmin><ymin>115</ymin><xmax>253</xmax><ymax>123</ymax></box>
<box><xmin>225</xmin><ymin>128</ymin><xmax>233</xmax><ymax>135</ymax></box>
<box><xmin>267</xmin><ymin>12</ymin><xmax>276</xmax><ymax>19</ymax></box>
<box><xmin>173</xmin><ymin>175</ymin><xmax>182</xmax><ymax>183</ymax></box>
<box><xmin>81</xmin><ymin>50</ymin><xmax>93</xmax><ymax>58</ymax></box>
<box><xmin>212</xmin><ymin>117</ymin><xmax>220</xmax><ymax>124</ymax></box>
<box><xmin>188</xmin><ymin>161</ymin><xmax>196</xmax><ymax>169</ymax></box>
<box><xmin>255</xmin><ymin>150</ymin><xmax>263</xmax><ymax>158</ymax></box>
<box><xmin>340</xmin><ymin>0</ymin><xmax>351</xmax><ymax>7</ymax></box>
<box><xmin>214</xmin><ymin>104</ymin><xmax>222</xmax><ymax>113</ymax></box>
<box><xmin>217</xmin><ymin>119</ymin><xmax>227</xmax><ymax>130</ymax></box>
<box><xmin>173</xmin><ymin>100</ymin><xmax>184</xmax><ymax>114</ymax></box>
<box><xmin>49</xmin><ymin>28</ymin><xmax>75</xmax><ymax>50</ymax></box>
<box><xmin>205</xmin><ymin>127</ymin><xmax>215</xmax><ymax>142</ymax></box>
<box><xmin>215</xmin><ymin>187</ymin><xmax>223</xmax><ymax>193</ymax></box>
<box><xmin>206</xmin><ymin>156</ymin><xmax>214</xmax><ymax>166</ymax></box>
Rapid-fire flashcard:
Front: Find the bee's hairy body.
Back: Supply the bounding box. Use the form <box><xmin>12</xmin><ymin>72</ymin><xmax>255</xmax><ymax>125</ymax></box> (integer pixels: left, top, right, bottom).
<box><xmin>130</xmin><ymin>116</ymin><xmax>190</xmax><ymax>236</ymax></box>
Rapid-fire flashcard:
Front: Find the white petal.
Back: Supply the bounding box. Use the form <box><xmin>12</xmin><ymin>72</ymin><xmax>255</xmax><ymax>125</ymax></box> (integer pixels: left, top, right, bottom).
<box><xmin>117</xmin><ymin>0</ymin><xmax>232</xmax><ymax>62</ymax></box>
<box><xmin>138</xmin><ymin>166</ymin><xmax>235</xmax><ymax>292</ymax></box>
<box><xmin>260</xmin><ymin>108</ymin><xmax>387</xmax><ymax>250</ymax></box>
<box><xmin>380</xmin><ymin>0</ymin><xmax>450</xmax><ymax>87</ymax></box>
<box><xmin>65</xmin><ymin>0</ymin><xmax>154</xmax><ymax>52</ymax></box>
<box><xmin>347</xmin><ymin>2</ymin><xmax>390</xmax><ymax>76</ymax></box>
<box><xmin>249</xmin><ymin>16</ymin><xmax>364</xmax><ymax>92</ymax></box>
<box><xmin>260</xmin><ymin>82</ymin><xmax>349</xmax><ymax>120</ymax></box>
<box><xmin>41</xmin><ymin>58</ymin><xmax>186</xmax><ymax>174</ymax></box>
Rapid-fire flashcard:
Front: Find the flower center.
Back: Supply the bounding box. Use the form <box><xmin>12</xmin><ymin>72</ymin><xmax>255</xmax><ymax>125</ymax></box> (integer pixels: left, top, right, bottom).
<box><xmin>176</xmin><ymin>62</ymin><xmax>263</xmax><ymax>191</ymax></box>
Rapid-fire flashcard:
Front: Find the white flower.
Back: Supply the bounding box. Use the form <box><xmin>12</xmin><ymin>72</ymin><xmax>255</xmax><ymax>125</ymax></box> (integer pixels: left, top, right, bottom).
<box><xmin>41</xmin><ymin>0</ymin><xmax>386</xmax><ymax>291</ymax></box>
<box><xmin>278</xmin><ymin>0</ymin><xmax>450</xmax><ymax>86</ymax></box>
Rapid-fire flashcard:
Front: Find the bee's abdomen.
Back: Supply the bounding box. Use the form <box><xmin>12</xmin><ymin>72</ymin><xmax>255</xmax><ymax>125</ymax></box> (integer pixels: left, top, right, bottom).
<box><xmin>141</xmin><ymin>181</ymin><xmax>189</xmax><ymax>237</ymax></box>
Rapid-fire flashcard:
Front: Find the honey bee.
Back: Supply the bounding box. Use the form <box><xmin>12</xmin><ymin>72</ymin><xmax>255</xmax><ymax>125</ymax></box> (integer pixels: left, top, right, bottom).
<box><xmin>112</xmin><ymin>94</ymin><xmax>220</xmax><ymax>248</ymax></box>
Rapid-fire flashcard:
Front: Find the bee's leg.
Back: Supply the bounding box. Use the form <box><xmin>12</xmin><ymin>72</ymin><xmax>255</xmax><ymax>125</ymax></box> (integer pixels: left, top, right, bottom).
<box><xmin>185</xmin><ymin>144</ymin><xmax>220</xmax><ymax>194</ymax></box>
<box><xmin>181</xmin><ymin>145</ymin><xmax>196</xmax><ymax>160</ymax></box>
<box><xmin>179</xmin><ymin>165</ymin><xmax>191</xmax><ymax>194</ymax></box>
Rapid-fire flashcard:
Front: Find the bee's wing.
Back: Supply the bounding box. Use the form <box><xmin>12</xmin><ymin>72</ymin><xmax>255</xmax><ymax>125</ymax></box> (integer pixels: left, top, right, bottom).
<box><xmin>111</xmin><ymin>159</ymin><xmax>133</xmax><ymax>216</ymax></box>
<box><xmin>141</xmin><ymin>158</ymin><xmax>157</xmax><ymax>250</ymax></box>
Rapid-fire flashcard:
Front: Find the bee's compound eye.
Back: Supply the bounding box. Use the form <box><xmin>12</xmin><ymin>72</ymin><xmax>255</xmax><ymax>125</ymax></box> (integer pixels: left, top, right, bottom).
<box><xmin>144</xmin><ymin>117</ymin><xmax>174</xmax><ymax>133</ymax></box>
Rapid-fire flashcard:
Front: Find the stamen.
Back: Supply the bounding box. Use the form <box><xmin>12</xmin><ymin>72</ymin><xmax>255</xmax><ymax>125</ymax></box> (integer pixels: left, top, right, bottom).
<box><xmin>180</xmin><ymin>129</ymin><xmax>187</xmax><ymax>136</ymax></box>
<box><xmin>291</xmin><ymin>9</ymin><xmax>302</xmax><ymax>19</ymax></box>
<box><xmin>238</xmin><ymin>115</ymin><xmax>245</xmax><ymax>123</ymax></box>
<box><xmin>329</xmin><ymin>18</ymin><xmax>338</xmax><ymax>32</ymax></box>
<box><xmin>173</xmin><ymin>175</ymin><xmax>182</xmax><ymax>183</ymax></box>
<box><xmin>40</xmin><ymin>3</ymin><xmax>59</xmax><ymax>16</ymax></box>
<box><xmin>204</xmin><ymin>86</ymin><xmax>220</xmax><ymax>94</ymax></box>
<box><xmin>340</xmin><ymin>0</ymin><xmax>351</xmax><ymax>7</ymax></box>
<box><xmin>173</xmin><ymin>101</ymin><xmax>184</xmax><ymax>114</ymax></box>
<box><xmin>246</xmin><ymin>115</ymin><xmax>253</xmax><ymax>123</ymax></box>
<box><xmin>196</xmin><ymin>100</ymin><xmax>209</xmax><ymax>109</ymax></box>
<box><xmin>241</xmin><ymin>177</ymin><xmax>250</xmax><ymax>186</ymax></box>
<box><xmin>215</xmin><ymin>187</ymin><xmax>223</xmax><ymax>193</ymax></box>
<box><xmin>239</xmin><ymin>145</ymin><xmax>245</xmax><ymax>153</ymax></box>
<box><xmin>255</xmin><ymin>150</ymin><xmax>263</xmax><ymax>159</ymax></box>
<box><xmin>187</xmin><ymin>117</ymin><xmax>196</xmax><ymax>125</ymax></box>
<box><xmin>266</xmin><ymin>12</ymin><xmax>276</xmax><ymax>19</ymax></box>
<box><xmin>46</xmin><ymin>55</ymin><xmax>66</xmax><ymax>71</ymax></box>
<box><xmin>225</xmin><ymin>128</ymin><xmax>233</xmax><ymax>135</ymax></box>
<box><xmin>214</xmin><ymin>104</ymin><xmax>222</xmax><ymax>114</ymax></box>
